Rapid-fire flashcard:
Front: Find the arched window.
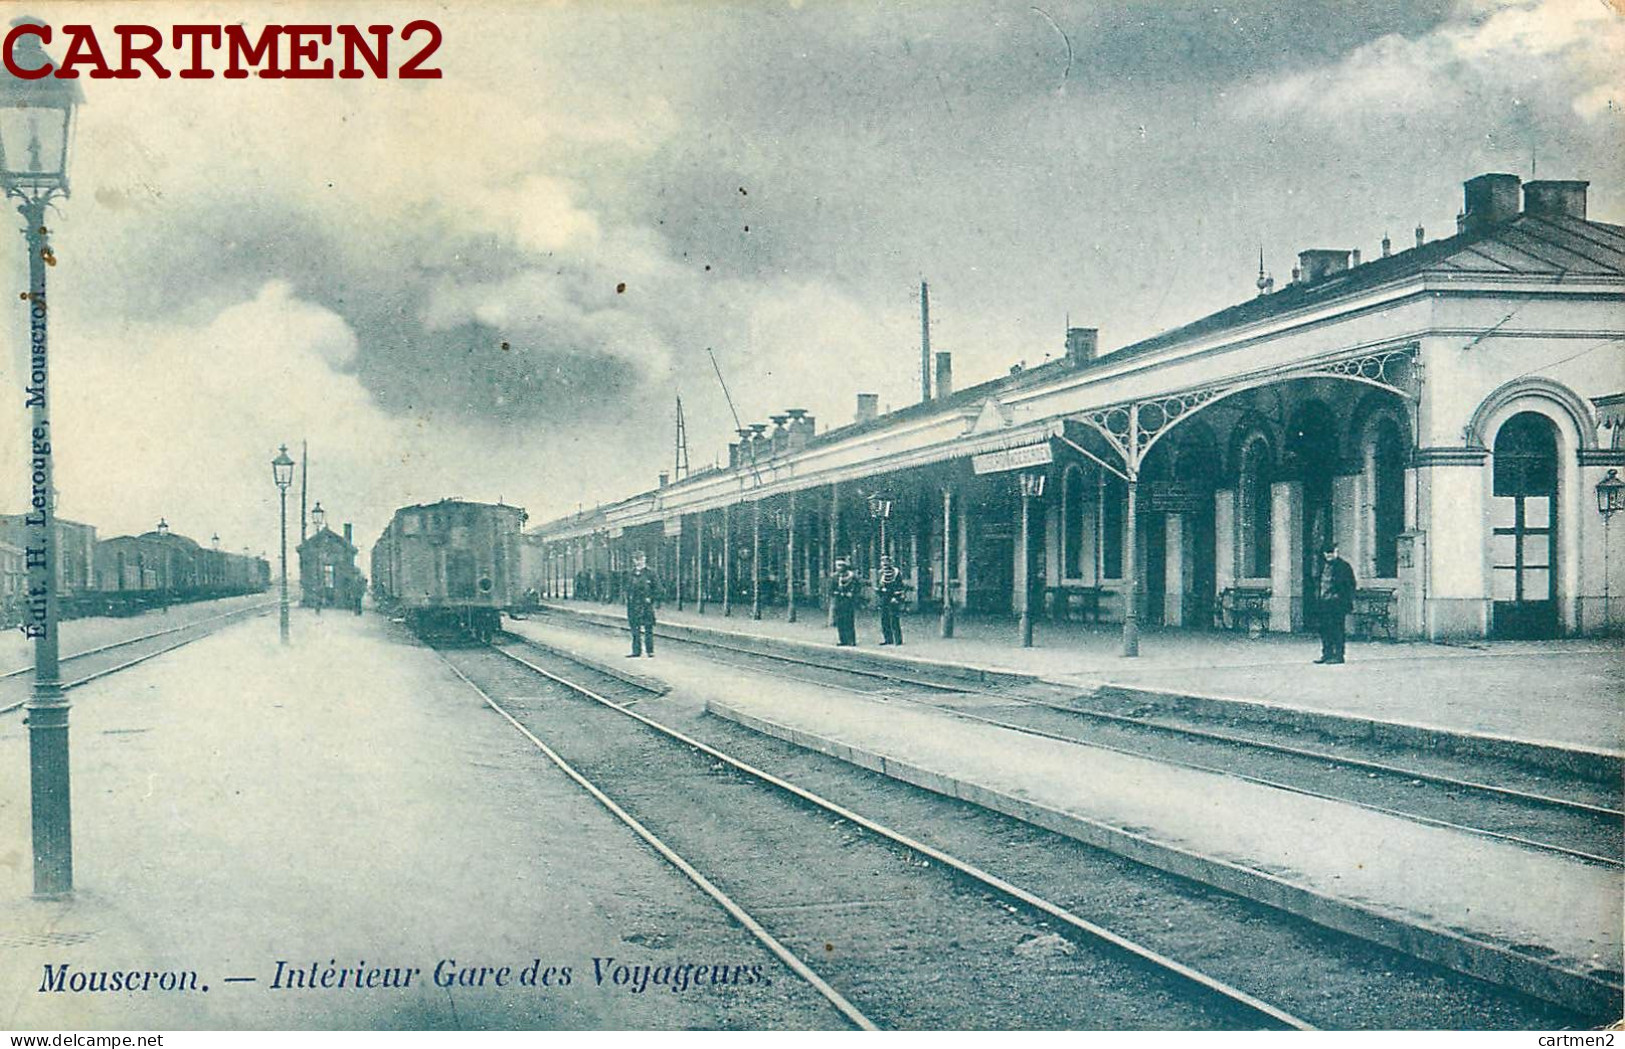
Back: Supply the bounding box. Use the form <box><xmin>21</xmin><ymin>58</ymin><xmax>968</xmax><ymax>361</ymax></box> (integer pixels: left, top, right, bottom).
<box><xmin>1369</xmin><ymin>419</ymin><xmax>1406</xmax><ymax>578</ymax></box>
<box><xmin>1062</xmin><ymin>466</ymin><xmax>1085</xmax><ymax>579</ymax></box>
<box><xmin>1102</xmin><ymin>473</ymin><xmax>1125</xmax><ymax>580</ymax></box>
<box><xmin>1238</xmin><ymin>435</ymin><xmax>1273</xmax><ymax>578</ymax></box>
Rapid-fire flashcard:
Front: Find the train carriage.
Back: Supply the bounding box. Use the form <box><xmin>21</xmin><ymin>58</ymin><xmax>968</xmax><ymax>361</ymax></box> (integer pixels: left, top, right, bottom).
<box><xmin>371</xmin><ymin>499</ymin><xmax>527</xmax><ymax>641</ymax></box>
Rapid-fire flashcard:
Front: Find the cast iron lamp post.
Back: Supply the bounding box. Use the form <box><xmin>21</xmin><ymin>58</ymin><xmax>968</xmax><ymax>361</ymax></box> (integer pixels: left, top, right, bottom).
<box><xmin>2</xmin><ymin>20</ymin><xmax>83</xmax><ymax>899</ymax></box>
<box><xmin>272</xmin><ymin>445</ymin><xmax>294</xmax><ymax>644</ymax></box>
<box><xmin>1598</xmin><ymin>469</ymin><xmax>1623</xmax><ymax>632</ymax></box>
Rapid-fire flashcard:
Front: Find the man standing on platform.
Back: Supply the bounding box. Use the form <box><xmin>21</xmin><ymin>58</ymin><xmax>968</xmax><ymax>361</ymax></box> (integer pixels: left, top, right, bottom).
<box><xmin>626</xmin><ymin>550</ymin><xmax>658</xmax><ymax>658</ymax></box>
<box><xmin>831</xmin><ymin>558</ymin><xmax>859</xmax><ymax>647</ymax></box>
<box><xmin>876</xmin><ymin>555</ymin><xmax>905</xmax><ymax>646</ymax></box>
<box><xmin>1315</xmin><ymin>543</ymin><xmax>1356</xmax><ymax>665</ymax></box>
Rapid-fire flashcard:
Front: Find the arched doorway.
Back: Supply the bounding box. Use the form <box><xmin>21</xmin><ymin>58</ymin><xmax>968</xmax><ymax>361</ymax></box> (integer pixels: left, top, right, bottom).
<box><xmin>1491</xmin><ymin>411</ymin><xmax>1559</xmax><ymax>638</ymax></box>
<box><xmin>1285</xmin><ymin>401</ymin><xmax>1339</xmax><ymax>618</ymax></box>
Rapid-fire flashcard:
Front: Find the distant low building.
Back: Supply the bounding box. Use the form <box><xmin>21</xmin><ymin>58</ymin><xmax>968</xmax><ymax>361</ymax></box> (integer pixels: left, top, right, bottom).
<box><xmin>298</xmin><ymin>524</ymin><xmax>364</xmax><ymax>610</ymax></box>
<box><xmin>0</xmin><ymin>515</ymin><xmax>96</xmax><ymax>596</ymax></box>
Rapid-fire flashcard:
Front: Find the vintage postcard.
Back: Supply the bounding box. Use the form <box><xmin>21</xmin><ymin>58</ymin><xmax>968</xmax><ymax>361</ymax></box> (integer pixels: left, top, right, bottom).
<box><xmin>0</xmin><ymin>0</ymin><xmax>1621</xmax><ymax>1037</ymax></box>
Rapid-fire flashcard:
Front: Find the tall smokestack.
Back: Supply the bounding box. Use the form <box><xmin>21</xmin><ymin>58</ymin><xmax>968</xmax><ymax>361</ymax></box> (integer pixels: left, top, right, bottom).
<box><xmin>920</xmin><ymin>280</ymin><xmax>932</xmax><ymax>403</ymax></box>
<box><xmin>934</xmin><ymin>352</ymin><xmax>953</xmax><ymax>399</ymax></box>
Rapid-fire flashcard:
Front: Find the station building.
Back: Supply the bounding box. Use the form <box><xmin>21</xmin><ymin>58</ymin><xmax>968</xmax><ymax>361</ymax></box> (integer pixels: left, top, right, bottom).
<box><xmin>526</xmin><ymin>174</ymin><xmax>1625</xmax><ymax>645</ymax></box>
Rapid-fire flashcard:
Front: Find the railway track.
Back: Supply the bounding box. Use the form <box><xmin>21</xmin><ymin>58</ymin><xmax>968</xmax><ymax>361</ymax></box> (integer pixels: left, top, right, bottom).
<box><xmin>524</xmin><ymin>610</ymin><xmax>1621</xmax><ymax>867</ymax></box>
<box><xmin>439</xmin><ymin>631</ymin><xmax>1595</xmax><ymax>1029</ymax></box>
<box><xmin>0</xmin><ymin>601</ymin><xmax>274</xmax><ymax>715</ymax></box>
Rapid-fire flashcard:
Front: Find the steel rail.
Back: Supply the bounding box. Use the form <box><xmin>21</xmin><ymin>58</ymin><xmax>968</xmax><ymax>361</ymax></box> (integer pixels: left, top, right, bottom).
<box><xmin>433</xmin><ymin>650</ymin><xmax>879</xmax><ymax>1032</ymax></box>
<box><xmin>0</xmin><ymin>601</ymin><xmax>275</xmax><ymax>680</ymax></box>
<box><xmin>0</xmin><ymin>605</ymin><xmax>272</xmax><ymax>715</ymax></box>
<box><xmin>484</xmin><ymin>639</ymin><xmax>1315</xmax><ymax>1031</ymax></box>
<box><xmin>533</xmin><ymin>614</ymin><xmax>1619</xmax><ymax>821</ymax></box>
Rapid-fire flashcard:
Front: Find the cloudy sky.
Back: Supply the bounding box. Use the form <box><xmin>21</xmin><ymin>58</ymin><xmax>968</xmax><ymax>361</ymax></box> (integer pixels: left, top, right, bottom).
<box><xmin>1</xmin><ymin>0</ymin><xmax>1620</xmax><ymax>558</ymax></box>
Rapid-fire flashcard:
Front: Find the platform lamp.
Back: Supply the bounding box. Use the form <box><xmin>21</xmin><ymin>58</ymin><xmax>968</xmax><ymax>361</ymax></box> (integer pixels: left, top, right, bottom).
<box><xmin>3</xmin><ymin>19</ymin><xmax>84</xmax><ymax>900</ymax></box>
<box><xmin>311</xmin><ymin>501</ymin><xmax>326</xmax><ymax>533</ymax></box>
<box><xmin>272</xmin><ymin>445</ymin><xmax>294</xmax><ymax>645</ymax></box>
<box><xmin>1017</xmin><ymin>471</ymin><xmax>1048</xmax><ymax>648</ymax></box>
<box><xmin>1598</xmin><ymin>469</ymin><xmax>1623</xmax><ymax>633</ymax></box>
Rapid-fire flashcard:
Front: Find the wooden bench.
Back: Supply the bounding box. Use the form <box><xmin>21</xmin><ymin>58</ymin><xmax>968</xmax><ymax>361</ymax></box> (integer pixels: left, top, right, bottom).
<box><xmin>1048</xmin><ymin>584</ymin><xmax>1105</xmax><ymax>623</ymax></box>
<box><xmin>1219</xmin><ymin>586</ymin><xmax>1272</xmax><ymax>633</ymax></box>
<box><xmin>1351</xmin><ymin>588</ymin><xmax>1397</xmax><ymax>640</ymax></box>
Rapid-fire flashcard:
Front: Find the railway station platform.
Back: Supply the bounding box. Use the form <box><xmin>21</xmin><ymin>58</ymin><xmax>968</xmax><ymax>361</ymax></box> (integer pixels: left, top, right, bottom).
<box><xmin>502</xmin><ymin>612</ymin><xmax>1625</xmax><ymax>1020</ymax></box>
<box><xmin>529</xmin><ymin>600</ymin><xmax>1624</xmax><ymax>759</ymax></box>
<box><xmin>0</xmin><ymin>609</ymin><xmax>831</xmax><ymax>1030</ymax></box>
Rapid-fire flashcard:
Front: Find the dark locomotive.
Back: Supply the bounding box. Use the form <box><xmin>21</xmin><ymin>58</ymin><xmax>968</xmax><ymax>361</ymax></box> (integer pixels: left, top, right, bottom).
<box><xmin>370</xmin><ymin>499</ymin><xmax>527</xmax><ymax>641</ymax></box>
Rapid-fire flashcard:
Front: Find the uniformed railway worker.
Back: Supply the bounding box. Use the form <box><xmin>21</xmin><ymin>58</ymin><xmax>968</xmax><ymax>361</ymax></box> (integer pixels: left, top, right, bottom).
<box><xmin>1315</xmin><ymin>543</ymin><xmax>1356</xmax><ymax>665</ymax></box>
<box><xmin>876</xmin><ymin>555</ymin><xmax>906</xmax><ymax>646</ymax></box>
<box><xmin>625</xmin><ymin>551</ymin><xmax>658</xmax><ymax>658</ymax></box>
<box><xmin>830</xmin><ymin>558</ymin><xmax>860</xmax><ymax>647</ymax></box>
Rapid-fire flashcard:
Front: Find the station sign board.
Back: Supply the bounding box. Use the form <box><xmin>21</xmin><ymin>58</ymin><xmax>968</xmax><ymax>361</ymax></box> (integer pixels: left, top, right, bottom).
<box><xmin>971</xmin><ymin>442</ymin><xmax>1054</xmax><ymax>475</ymax></box>
<box><xmin>1145</xmin><ymin>482</ymin><xmax>1205</xmax><ymax>513</ymax></box>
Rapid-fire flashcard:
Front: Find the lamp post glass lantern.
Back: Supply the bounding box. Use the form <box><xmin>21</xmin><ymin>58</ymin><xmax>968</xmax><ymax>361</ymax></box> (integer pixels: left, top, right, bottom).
<box><xmin>311</xmin><ymin>501</ymin><xmax>326</xmax><ymax>533</ymax></box>
<box><xmin>3</xmin><ymin>19</ymin><xmax>83</xmax><ymax>900</ymax></box>
<box><xmin>1596</xmin><ymin>469</ymin><xmax>1624</xmax><ymax>517</ymax></box>
<box><xmin>272</xmin><ymin>445</ymin><xmax>295</xmax><ymax>644</ymax></box>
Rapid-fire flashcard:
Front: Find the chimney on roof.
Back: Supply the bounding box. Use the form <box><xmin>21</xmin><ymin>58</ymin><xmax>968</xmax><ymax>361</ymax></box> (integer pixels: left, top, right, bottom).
<box><xmin>1381</xmin><ymin>233</ymin><xmax>1392</xmax><ymax>258</ymax></box>
<box><xmin>1297</xmin><ymin>249</ymin><xmax>1351</xmax><ymax>283</ymax></box>
<box><xmin>769</xmin><ymin>413</ymin><xmax>790</xmax><ymax>455</ymax></box>
<box><xmin>934</xmin><ymin>352</ymin><xmax>953</xmax><ymax>399</ymax></box>
<box><xmin>1523</xmin><ymin>180</ymin><xmax>1588</xmax><ymax>221</ymax></box>
<box><xmin>658</xmin><ymin>471</ymin><xmax>670</xmax><ymax>488</ymax></box>
<box><xmin>1415</xmin><ymin>224</ymin><xmax>1425</xmax><ymax>249</ymax></box>
<box><xmin>855</xmin><ymin>393</ymin><xmax>879</xmax><ymax>425</ymax></box>
<box><xmin>785</xmin><ymin>408</ymin><xmax>814</xmax><ymax>451</ymax></box>
<box><xmin>1351</xmin><ymin>249</ymin><xmax>1361</xmax><ymax>267</ymax></box>
<box><xmin>1064</xmin><ymin>327</ymin><xmax>1098</xmax><ymax>366</ymax></box>
<box><xmin>1461</xmin><ymin>173</ymin><xmax>1521</xmax><ymax>235</ymax></box>
<box><xmin>343</xmin><ymin>523</ymin><xmax>352</xmax><ymax>545</ymax></box>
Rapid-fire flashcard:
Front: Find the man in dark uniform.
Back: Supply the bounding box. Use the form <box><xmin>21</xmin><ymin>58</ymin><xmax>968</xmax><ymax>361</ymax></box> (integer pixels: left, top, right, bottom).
<box><xmin>626</xmin><ymin>551</ymin><xmax>658</xmax><ymax>657</ymax></box>
<box><xmin>1315</xmin><ymin>543</ymin><xmax>1356</xmax><ymax>664</ymax></box>
<box><xmin>876</xmin><ymin>555</ymin><xmax>905</xmax><ymax>646</ymax></box>
<box><xmin>831</xmin><ymin>558</ymin><xmax>859</xmax><ymax>647</ymax></box>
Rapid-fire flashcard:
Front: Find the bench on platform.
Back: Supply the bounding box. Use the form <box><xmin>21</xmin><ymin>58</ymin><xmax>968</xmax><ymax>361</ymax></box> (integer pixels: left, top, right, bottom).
<box><xmin>1048</xmin><ymin>584</ymin><xmax>1105</xmax><ymax>623</ymax></box>
<box><xmin>1219</xmin><ymin>586</ymin><xmax>1272</xmax><ymax>633</ymax></box>
<box><xmin>1351</xmin><ymin>588</ymin><xmax>1398</xmax><ymax>640</ymax></box>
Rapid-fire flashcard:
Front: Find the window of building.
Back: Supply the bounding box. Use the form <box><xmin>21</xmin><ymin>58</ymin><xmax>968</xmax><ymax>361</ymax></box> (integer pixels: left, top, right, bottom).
<box><xmin>1101</xmin><ymin>474</ymin><xmax>1125</xmax><ymax>579</ymax></box>
<box><xmin>1369</xmin><ymin>420</ymin><xmax>1406</xmax><ymax>578</ymax></box>
<box><xmin>1062</xmin><ymin>466</ymin><xmax>1084</xmax><ymax>580</ymax></box>
<box><xmin>1239</xmin><ymin>435</ymin><xmax>1272</xmax><ymax>578</ymax></box>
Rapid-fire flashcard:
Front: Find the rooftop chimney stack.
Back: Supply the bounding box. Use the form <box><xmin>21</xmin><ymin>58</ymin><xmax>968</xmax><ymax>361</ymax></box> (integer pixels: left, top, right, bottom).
<box><xmin>785</xmin><ymin>408</ymin><xmax>814</xmax><ymax>451</ymax></box>
<box><xmin>343</xmin><ymin>523</ymin><xmax>353</xmax><ymax>545</ymax></box>
<box><xmin>769</xmin><ymin>413</ymin><xmax>790</xmax><ymax>455</ymax></box>
<box><xmin>658</xmin><ymin>471</ymin><xmax>669</xmax><ymax>488</ymax></box>
<box><xmin>1381</xmin><ymin>233</ymin><xmax>1391</xmax><ymax>258</ymax></box>
<box><xmin>1351</xmin><ymin>248</ymin><xmax>1361</xmax><ymax>267</ymax></box>
<box><xmin>1064</xmin><ymin>327</ymin><xmax>1099</xmax><ymax>366</ymax></box>
<box><xmin>1297</xmin><ymin>249</ymin><xmax>1351</xmax><ymax>283</ymax></box>
<box><xmin>1415</xmin><ymin>225</ymin><xmax>1425</xmax><ymax>248</ymax></box>
<box><xmin>934</xmin><ymin>352</ymin><xmax>953</xmax><ymax>399</ymax></box>
<box><xmin>1523</xmin><ymin>180</ymin><xmax>1588</xmax><ymax>221</ymax></box>
<box><xmin>1461</xmin><ymin>173</ymin><xmax>1521</xmax><ymax>235</ymax></box>
<box><xmin>855</xmin><ymin>393</ymin><xmax>880</xmax><ymax>425</ymax></box>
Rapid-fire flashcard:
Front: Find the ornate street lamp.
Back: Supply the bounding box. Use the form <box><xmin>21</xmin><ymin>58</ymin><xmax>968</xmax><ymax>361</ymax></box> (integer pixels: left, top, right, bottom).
<box><xmin>1017</xmin><ymin>471</ymin><xmax>1048</xmax><ymax>648</ymax></box>
<box><xmin>1599</xmin><ymin>469</ymin><xmax>1623</xmax><ymax>633</ymax></box>
<box><xmin>1595</xmin><ymin>469</ymin><xmax>1623</xmax><ymax>517</ymax></box>
<box><xmin>272</xmin><ymin>445</ymin><xmax>294</xmax><ymax>644</ymax></box>
<box><xmin>311</xmin><ymin>501</ymin><xmax>326</xmax><ymax>533</ymax></box>
<box><xmin>3</xmin><ymin>18</ymin><xmax>83</xmax><ymax>900</ymax></box>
